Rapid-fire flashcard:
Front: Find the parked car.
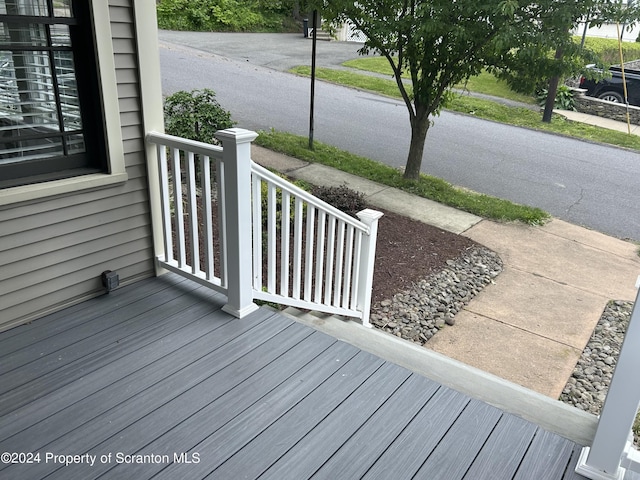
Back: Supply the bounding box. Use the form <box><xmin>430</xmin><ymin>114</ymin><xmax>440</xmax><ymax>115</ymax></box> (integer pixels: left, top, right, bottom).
<box><xmin>579</xmin><ymin>64</ymin><xmax>640</xmax><ymax>106</ymax></box>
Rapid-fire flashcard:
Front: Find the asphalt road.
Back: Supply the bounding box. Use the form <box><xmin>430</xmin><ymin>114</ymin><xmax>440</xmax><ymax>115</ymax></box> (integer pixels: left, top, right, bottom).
<box><xmin>158</xmin><ymin>31</ymin><xmax>640</xmax><ymax>242</ymax></box>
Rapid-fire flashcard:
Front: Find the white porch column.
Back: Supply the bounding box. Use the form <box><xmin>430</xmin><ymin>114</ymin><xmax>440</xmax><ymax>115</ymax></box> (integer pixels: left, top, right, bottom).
<box><xmin>215</xmin><ymin>128</ymin><xmax>259</xmax><ymax>318</ymax></box>
<box><xmin>356</xmin><ymin>209</ymin><xmax>384</xmax><ymax>328</ymax></box>
<box><xmin>576</xmin><ymin>275</ymin><xmax>640</xmax><ymax>480</ymax></box>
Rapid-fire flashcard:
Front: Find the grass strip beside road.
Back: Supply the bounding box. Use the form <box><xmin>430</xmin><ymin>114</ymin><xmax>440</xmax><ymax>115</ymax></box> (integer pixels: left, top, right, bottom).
<box><xmin>255</xmin><ymin>130</ymin><xmax>550</xmax><ymax>225</ymax></box>
<box><xmin>342</xmin><ymin>58</ymin><xmax>536</xmax><ymax>104</ymax></box>
<box><xmin>290</xmin><ymin>65</ymin><xmax>640</xmax><ymax>151</ymax></box>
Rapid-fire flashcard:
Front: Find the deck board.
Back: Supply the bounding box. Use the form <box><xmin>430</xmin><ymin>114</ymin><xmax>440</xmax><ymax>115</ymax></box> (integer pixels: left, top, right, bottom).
<box><xmin>413</xmin><ymin>399</ymin><xmax>504</xmax><ymax>479</ymax></box>
<box><xmin>0</xmin><ymin>275</ymin><xmax>181</xmax><ymax>348</ymax></box>
<box><xmin>295</xmin><ymin>374</ymin><xmax>441</xmax><ymax>480</ymax></box>
<box><xmin>0</xmin><ymin>273</ymin><xmax>592</xmax><ymax>480</ymax></box>
<box><xmin>236</xmin><ymin>361</ymin><xmax>414</xmax><ymax>480</ymax></box>
<box><xmin>514</xmin><ymin>429</ymin><xmax>577</xmax><ymax>480</ymax></box>
<box><xmin>0</xmin><ymin>279</ymin><xmax>200</xmax><ymax>372</ymax></box>
<box><xmin>361</xmin><ymin>387</ymin><xmax>472</xmax><ymax>479</ymax></box>
<box><xmin>112</xmin><ymin>332</ymin><xmax>347</xmax><ymax>480</ymax></box>
<box><xmin>169</xmin><ymin>352</ymin><xmax>389</xmax><ymax>480</ymax></box>
<box><xmin>0</xmin><ymin>299</ymin><xmax>232</xmax><ymax>440</ymax></box>
<box><xmin>463</xmin><ymin>413</ymin><xmax>538</xmax><ymax>479</ymax></box>
<box><xmin>0</xmin><ymin>281</ymin><xmax>206</xmax><ymax>396</ymax></box>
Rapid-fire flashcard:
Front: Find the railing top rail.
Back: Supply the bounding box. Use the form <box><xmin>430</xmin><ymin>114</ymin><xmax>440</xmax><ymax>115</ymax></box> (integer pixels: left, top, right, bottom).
<box><xmin>147</xmin><ymin>131</ymin><xmax>224</xmax><ymax>160</ymax></box>
<box><xmin>251</xmin><ymin>161</ymin><xmax>370</xmax><ymax>232</ymax></box>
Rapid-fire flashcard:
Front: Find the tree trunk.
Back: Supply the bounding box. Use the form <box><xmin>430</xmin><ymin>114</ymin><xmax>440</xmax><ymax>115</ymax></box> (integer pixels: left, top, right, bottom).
<box><xmin>542</xmin><ymin>76</ymin><xmax>560</xmax><ymax>123</ymax></box>
<box><xmin>403</xmin><ymin>113</ymin><xmax>430</xmax><ymax>180</ymax></box>
<box><xmin>542</xmin><ymin>47</ymin><xmax>564</xmax><ymax>123</ymax></box>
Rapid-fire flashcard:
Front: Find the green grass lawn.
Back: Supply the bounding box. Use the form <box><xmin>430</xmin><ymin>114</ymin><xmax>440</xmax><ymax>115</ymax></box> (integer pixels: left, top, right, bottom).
<box><xmin>342</xmin><ymin>57</ymin><xmax>536</xmax><ymax>104</ymax></box>
<box><xmin>291</xmin><ymin>65</ymin><xmax>411</xmax><ymax>98</ymax></box>
<box><xmin>255</xmin><ymin>129</ymin><xmax>550</xmax><ymax>225</ymax></box>
<box><xmin>289</xmin><ymin>65</ymin><xmax>640</xmax><ymax>151</ymax></box>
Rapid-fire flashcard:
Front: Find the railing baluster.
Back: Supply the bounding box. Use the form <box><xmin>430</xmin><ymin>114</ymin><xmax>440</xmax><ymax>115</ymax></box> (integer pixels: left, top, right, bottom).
<box><xmin>304</xmin><ymin>205</ymin><xmax>316</xmax><ymax>301</ymax></box>
<box><xmin>251</xmin><ymin>173</ymin><xmax>262</xmax><ymax>290</ymax></box>
<box><xmin>156</xmin><ymin>143</ymin><xmax>173</xmax><ymax>263</ymax></box>
<box><xmin>333</xmin><ymin>222</ymin><xmax>346</xmax><ymax>307</ymax></box>
<box><xmin>281</xmin><ymin>191</ymin><xmax>291</xmax><ymax>296</ymax></box>
<box><xmin>342</xmin><ymin>225</ymin><xmax>355</xmax><ymax>309</ymax></box>
<box><xmin>324</xmin><ymin>215</ymin><xmax>336</xmax><ymax>304</ymax></box>
<box><xmin>217</xmin><ymin>158</ymin><xmax>227</xmax><ymax>285</ymax></box>
<box><xmin>292</xmin><ymin>198</ymin><xmax>303</xmax><ymax>299</ymax></box>
<box><xmin>171</xmin><ymin>147</ymin><xmax>186</xmax><ymax>268</ymax></box>
<box><xmin>201</xmin><ymin>155</ymin><xmax>214</xmax><ymax>280</ymax></box>
<box><xmin>185</xmin><ymin>151</ymin><xmax>199</xmax><ymax>274</ymax></box>
<box><xmin>351</xmin><ymin>230</ymin><xmax>363</xmax><ymax>309</ymax></box>
<box><xmin>267</xmin><ymin>182</ymin><xmax>277</xmax><ymax>293</ymax></box>
<box><xmin>314</xmin><ymin>210</ymin><xmax>327</xmax><ymax>303</ymax></box>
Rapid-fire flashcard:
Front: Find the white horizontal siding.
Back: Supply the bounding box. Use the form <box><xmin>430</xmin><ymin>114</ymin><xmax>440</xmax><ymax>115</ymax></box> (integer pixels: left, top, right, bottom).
<box><xmin>0</xmin><ymin>0</ymin><xmax>155</xmax><ymax>329</ymax></box>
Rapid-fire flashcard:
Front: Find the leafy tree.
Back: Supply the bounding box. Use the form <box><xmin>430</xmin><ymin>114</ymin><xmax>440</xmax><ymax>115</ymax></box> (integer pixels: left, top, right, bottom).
<box><xmin>316</xmin><ymin>0</ymin><xmax>633</xmax><ymax>180</ymax></box>
<box><xmin>489</xmin><ymin>1</ymin><xmax>640</xmax><ymax>122</ymax></box>
<box><xmin>164</xmin><ymin>89</ymin><xmax>235</xmax><ymax>144</ymax></box>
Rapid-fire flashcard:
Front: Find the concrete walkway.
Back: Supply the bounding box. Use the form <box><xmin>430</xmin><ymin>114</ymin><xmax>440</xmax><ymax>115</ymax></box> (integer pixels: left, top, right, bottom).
<box><xmin>252</xmin><ymin>121</ymin><xmax>640</xmax><ymax>398</ymax></box>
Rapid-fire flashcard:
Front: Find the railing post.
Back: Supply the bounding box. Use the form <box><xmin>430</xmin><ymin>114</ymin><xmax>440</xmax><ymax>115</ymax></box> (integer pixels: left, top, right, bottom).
<box><xmin>356</xmin><ymin>209</ymin><xmax>384</xmax><ymax>328</ymax></box>
<box><xmin>215</xmin><ymin>128</ymin><xmax>259</xmax><ymax>318</ymax></box>
<box><xmin>576</xmin><ymin>275</ymin><xmax>640</xmax><ymax>480</ymax></box>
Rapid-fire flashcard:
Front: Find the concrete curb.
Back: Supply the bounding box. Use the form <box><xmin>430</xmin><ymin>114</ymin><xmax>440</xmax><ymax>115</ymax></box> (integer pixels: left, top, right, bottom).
<box><xmin>281</xmin><ymin>306</ymin><xmax>598</xmax><ymax>446</ymax></box>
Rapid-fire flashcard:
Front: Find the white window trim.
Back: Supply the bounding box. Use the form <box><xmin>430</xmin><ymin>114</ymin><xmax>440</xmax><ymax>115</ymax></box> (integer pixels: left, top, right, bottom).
<box><xmin>0</xmin><ymin>0</ymin><xmax>127</xmax><ymax>207</ymax></box>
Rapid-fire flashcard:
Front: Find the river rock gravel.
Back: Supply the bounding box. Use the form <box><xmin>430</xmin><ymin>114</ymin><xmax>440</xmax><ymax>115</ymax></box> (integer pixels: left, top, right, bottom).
<box><xmin>560</xmin><ymin>300</ymin><xmax>638</xmax><ymax>447</ymax></box>
<box><xmin>560</xmin><ymin>301</ymin><xmax>633</xmax><ymax>414</ymax></box>
<box><xmin>370</xmin><ymin>246</ymin><xmax>503</xmax><ymax>344</ymax></box>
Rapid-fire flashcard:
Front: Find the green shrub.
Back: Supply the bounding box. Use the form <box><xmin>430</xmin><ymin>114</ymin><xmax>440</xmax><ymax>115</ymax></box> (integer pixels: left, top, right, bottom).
<box><xmin>163</xmin><ymin>89</ymin><xmax>235</xmax><ymax>144</ymax></box>
<box><xmin>579</xmin><ymin>36</ymin><xmax>640</xmax><ymax>64</ymax></box>
<box><xmin>156</xmin><ymin>0</ymin><xmax>285</xmax><ymax>32</ymax></box>
<box><xmin>311</xmin><ymin>185</ymin><xmax>366</xmax><ymax>217</ymax></box>
<box><xmin>537</xmin><ymin>85</ymin><xmax>575</xmax><ymax>111</ymax></box>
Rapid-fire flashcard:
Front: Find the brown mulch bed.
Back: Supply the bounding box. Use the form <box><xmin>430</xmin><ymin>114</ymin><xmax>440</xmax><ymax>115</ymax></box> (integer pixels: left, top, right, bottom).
<box><xmin>371</xmin><ymin>209</ymin><xmax>478</xmax><ymax>304</ymax></box>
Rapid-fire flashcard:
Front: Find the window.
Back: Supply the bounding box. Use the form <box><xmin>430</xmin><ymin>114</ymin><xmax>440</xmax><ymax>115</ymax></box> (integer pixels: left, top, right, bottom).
<box><xmin>0</xmin><ymin>0</ymin><xmax>106</xmax><ymax>189</ymax></box>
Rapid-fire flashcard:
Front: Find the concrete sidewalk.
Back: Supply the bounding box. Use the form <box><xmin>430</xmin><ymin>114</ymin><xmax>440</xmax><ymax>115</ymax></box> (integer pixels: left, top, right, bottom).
<box><xmin>557</xmin><ymin>108</ymin><xmax>640</xmax><ymax>135</ymax></box>
<box><xmin>252</xmin><ymin>141</ymin><xmax>640</xmax><ymax>399</ymax></box>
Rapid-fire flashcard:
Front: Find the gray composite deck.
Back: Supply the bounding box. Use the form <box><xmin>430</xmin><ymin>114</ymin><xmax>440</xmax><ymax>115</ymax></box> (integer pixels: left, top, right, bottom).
<box><xmin>0</xmin><ymin>273</ymin><xmax>593</xmax><ymax>479</ymax></box>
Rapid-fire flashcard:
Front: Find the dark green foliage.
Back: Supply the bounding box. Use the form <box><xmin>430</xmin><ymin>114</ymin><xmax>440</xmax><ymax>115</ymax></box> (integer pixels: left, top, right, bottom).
<box><xmin>582</xmin><ymin>36</ymin><xmax>640</xmax><ymax>64</ymax></box>
<box><xmin>311</xmin><ymin>185</ymin><xmax>366</xmax><ymax>217</ymax></box>
<box><xmin>491</xmin><ymin>42</ymin><xmax>601</xmax><ymax>95</ymax></box>
<box><xmin>536</xmin><ymin>85</ymin><xmax>575</xmax><ymax>111</ymax></box>
<box><xmin>156</xmin><ymin>0</ymin><xmax>308</xmax><ymax>32</ymax></box>
<box><xmin>163</xmin><ymin>89</ymin><xmax>235</xmax><ymax>144</ymax></box>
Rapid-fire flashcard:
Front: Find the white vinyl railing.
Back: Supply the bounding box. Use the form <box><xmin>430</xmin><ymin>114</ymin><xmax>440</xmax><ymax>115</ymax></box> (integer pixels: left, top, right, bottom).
<box><xmin>576</xmin><ymin>276</ymin><xmax>640</xmax><ymax>480</ymax></box>
<box><xmin>251</xmin><ymin>162</ymin><xmax>382</xmax><ymax>325</ymax></box>
<box><xmin>147</xmin><ymin>131</ymin><xmax>228</xmax><ymax>293</ymax></box>
<box><xmin>147</xmin><ymin>128</ymin><xmax>382</xmax><ymax>325</ymax></box>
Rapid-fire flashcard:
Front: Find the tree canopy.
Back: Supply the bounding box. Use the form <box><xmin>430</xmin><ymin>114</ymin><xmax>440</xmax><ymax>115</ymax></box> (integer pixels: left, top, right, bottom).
<box><xmin>316</xmin><ymin>0</ymin><xmax>637</xmax><ymax>180</ymax></box>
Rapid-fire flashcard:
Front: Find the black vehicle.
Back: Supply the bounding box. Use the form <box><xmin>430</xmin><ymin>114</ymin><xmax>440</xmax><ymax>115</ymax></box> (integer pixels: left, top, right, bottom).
<box><xmin>579</xmin><ymin>64</ymin><xmax>640</xmax><ymax>106</ymax></box>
